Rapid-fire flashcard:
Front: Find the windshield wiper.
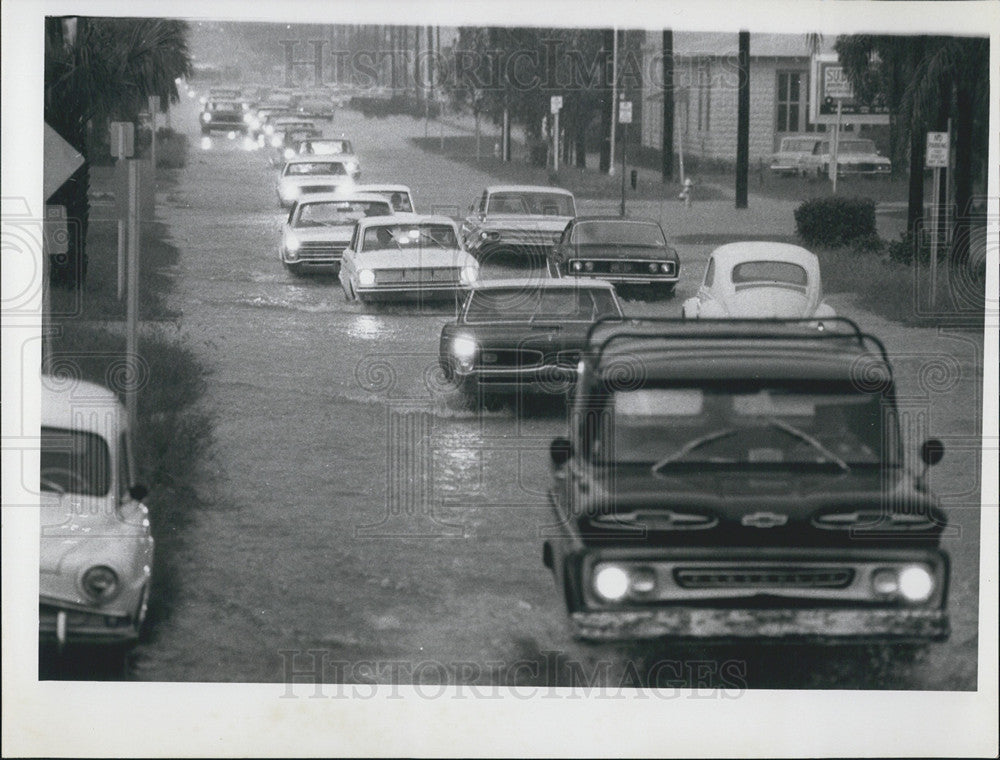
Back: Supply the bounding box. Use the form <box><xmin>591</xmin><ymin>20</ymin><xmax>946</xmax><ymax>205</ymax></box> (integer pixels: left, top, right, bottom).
<box><xmin>765</xmin><ymin>418</ymin><xmax>850</xmax><ymax>472</ymax></box>
<box><xmin>651</xmin><ymin>428</ymin><xmax>738</xmax><ymax>473</ymax></box>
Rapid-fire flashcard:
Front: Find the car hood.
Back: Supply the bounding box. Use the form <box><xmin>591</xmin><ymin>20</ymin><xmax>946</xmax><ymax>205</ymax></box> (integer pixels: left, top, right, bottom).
<box><xmin>569</xmin><ymin>464</ymin><xmax>945</xmax><ymax>546</ymax></box>
<box><xmin>452</xmin><ymin>320</ymin><xmax>596</xmax><ymax>354</ymax></box>
<box><xmin>723</xmin><ymin>286</ymin><xmax>815</xmax><ymax>317</ymax></box>
<box><xmin>476</xmin><ymin>215</ymin><xmax>574</xmax><ymax>233</ymax></box>
<box><xmin>353</xmin><ymin>248</ymin><xmax>478</xmax><ymax>270</ymax></box>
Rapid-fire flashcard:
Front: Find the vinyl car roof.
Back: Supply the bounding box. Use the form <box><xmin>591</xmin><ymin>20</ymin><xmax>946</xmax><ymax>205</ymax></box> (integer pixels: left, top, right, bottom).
<box><xmin>486</xmin><ymin>185</ymin><xmax>575</xmax><ymax>196</ymax></box>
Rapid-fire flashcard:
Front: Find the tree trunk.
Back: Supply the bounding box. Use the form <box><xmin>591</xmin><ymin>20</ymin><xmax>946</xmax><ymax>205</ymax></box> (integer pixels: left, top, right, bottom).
<box><xmin>952</xmin><ymin>76</ymin><xmax>974</xmax><ymax>266</ymax></box>
<box><xmin>735</xmin><ymin>31</ymin><xmax>749</xmax><ymax>209</ymax></box>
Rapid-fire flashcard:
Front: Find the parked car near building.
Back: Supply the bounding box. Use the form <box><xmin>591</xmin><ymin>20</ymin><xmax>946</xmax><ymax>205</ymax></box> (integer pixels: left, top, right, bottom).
<box><xmin>340</xmin><ymin>216</ymin><xmax>478</xmax><ymax>305</ymax></box>
<box><xmin>544</xmin><ymin>317</ymin><xmax>950</xmax><ymax>642</ymax></box>
<box><xmin>462</xmin><ymin>185</ymin><xmax>576</xmax><ymax>266</ymax></box>
<box><xmin>439</xmin><ymin>279</ymin><xmax>624</xmax><ymax>402</ymax></box>
<box><xmin>769</xmin><ymin>135</ymin><xmax>823</xmax><ymax>176</ymax></box>
<box><xmin>40</xmin><ymin>376</ymin><xmax>154</xmax><ymax>650</ymax></box>
<box><xmin>548</xmin><ymin>216</ymin><xmax>680</xmax><ymax>295</ymax></box>
<box><xmin>805</xmin><ymin>138</ymin><xmax>892</xmax><ymax>177</ymax></box>
<box><xmin>281</xmin><ymin>192</ymin><xmax>393</xmax><ymax>275</ymax></box>
<box><xmin>682</xmin><ymin>243</ymin><xmax>835</xmax><ymax>319</ymax></box>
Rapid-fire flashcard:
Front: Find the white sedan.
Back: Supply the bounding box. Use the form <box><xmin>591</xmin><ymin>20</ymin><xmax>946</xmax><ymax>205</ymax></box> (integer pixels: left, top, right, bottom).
<box><xmin>682</xmin><ymin>242</ymin><xmax>836</xmax><ymax>319</ymax></box>
<box><xmin>276</xmin><ymin>157</ymin><xmax>355</xmax><ymax>208</ymax></box>
<box><xmin>339</xmin><ymin>216</ymin><xmax>479</xmax><ymax>305</ymax></box>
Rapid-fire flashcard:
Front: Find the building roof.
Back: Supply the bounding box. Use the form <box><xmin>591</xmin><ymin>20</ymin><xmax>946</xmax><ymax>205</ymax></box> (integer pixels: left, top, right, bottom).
<box><xmin>651</xmin><ymin>31</ymin><xmax>834</xmax><ymax>59</ymax></box>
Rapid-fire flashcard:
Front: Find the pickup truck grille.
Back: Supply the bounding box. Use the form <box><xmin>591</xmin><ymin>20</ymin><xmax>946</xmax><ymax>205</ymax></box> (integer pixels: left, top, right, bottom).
<box><xmin>674</xmin><ymin>567</ymin><xmax>854</xmax><ymax>589</ymax></box>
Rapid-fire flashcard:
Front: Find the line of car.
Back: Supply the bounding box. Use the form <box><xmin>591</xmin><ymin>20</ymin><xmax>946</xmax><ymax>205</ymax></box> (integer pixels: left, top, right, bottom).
<box><xmin>35</xmin><ymin>86</ymin><xmax>950</xmax><ymax>655</ymax></box>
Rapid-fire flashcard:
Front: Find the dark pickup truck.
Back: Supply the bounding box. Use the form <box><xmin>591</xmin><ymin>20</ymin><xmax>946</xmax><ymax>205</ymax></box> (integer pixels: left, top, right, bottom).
<box><xmin>544</xmin><ymin>318</ymin><xmax>949</xmax><ymax>643</ymax></box>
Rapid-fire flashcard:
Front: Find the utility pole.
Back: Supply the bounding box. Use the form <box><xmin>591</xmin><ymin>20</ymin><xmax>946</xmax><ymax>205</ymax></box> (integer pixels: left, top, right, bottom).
<box><xmin>609</xmin><ymin>28</ymin><xmax>618</xmax><ymax>176</ymax></box>
<box><xmin>661</xmin><ymin>29</ymin><xmax>674</xmax><ymax>183</ymax></box>
<box><xmin>735</xmin><ymin>30</ymin><xmax>750</xmax><ymax>209</ymax></box>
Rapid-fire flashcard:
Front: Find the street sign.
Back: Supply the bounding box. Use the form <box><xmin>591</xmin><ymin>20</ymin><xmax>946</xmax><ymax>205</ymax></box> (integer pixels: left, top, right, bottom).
<box><xmin>618</xmin><ymin>100</ymin><xmax>633</xmax><ymax>124</ymax></box>
<box><xmin>926</xmin><ymin>131</ymin><xmax>949</xmax><ymax>168</ymax></box>
<box><xmin>823</xmin><ymin>65</ymin><xmax>854</xmax><ymax>100</ymax></box>
<box><xmin>550</xmin><ymin>95</ymin><xmax>563</xmax><ymax>114</ymax></box>
<box><xmin>44</xmin><ymin>123</ymin><xmax>84</xmax><ymax>201</ymax></box>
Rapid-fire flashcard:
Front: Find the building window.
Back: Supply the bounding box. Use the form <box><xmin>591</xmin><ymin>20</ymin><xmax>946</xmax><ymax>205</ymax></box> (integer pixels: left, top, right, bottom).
<box><xmin>776</xmin><ymin>70</ymin><xmax>802</xmax><ymax>132</ymax></box>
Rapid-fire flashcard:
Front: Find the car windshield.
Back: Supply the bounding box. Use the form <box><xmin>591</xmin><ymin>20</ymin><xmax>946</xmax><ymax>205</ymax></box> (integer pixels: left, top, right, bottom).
<box><xmin>300</xmin><ymin>139</ymin><xmax>352</xmax><ymax>155</ymax></box>
<box><xmin>285</xmin><ymin>162</ymin><xmax>348</xmax><ymax>176</ymax></box>
<box><xmin>295</xmin><ymin>200</ymin><xmax>391</xmax><ymax>227</ymax></box>
<box><xmin>780</xmin><ymin>138</ymin><xmax>819</xmax><ymax>152</ymax></box>
<box><xmin>731</xmin><ymin>261</ymin><xmax>808</xmax><ymax>287</ymax></box>
<box><xmin>571</xmin><ymin>221</ymin><xmax>666</xmax><ymax>247</ymax></box>
<box><xmin>361</xmin><ymin>223</ymin><xmax>459</xmax><ymax>251</ymax></box>
<box><xmin>487</xmin><ymin>192</ymin><xmax>574</xmax><ymax>216</ymax></box>
<box><xmin>40</xmin><ymin>426</ymin><xmax>112</xmax><ymax>496</ymax></box>
<box><xmin>209</xmin><ymin>101</ymin><xmax>241</xmax><ymax>112</ymax></box>
<box><xmin>464</xmin><ymin>287</ymin><xmax>622</xmax><ymax>323</ymax></box>
<box><xmin>816</xmin><ymin>139</ymin><xmax>878</xmax><ymax>154</ymax></box>
<box><xmin>595</xmin><ymin>386</ymin><xmax>884</xmax><ymax>467</ymax></box>
<box><xmin>361</xmin><ymin>191</ymin><xmax>412</xmax><ymax>212</ymax></box>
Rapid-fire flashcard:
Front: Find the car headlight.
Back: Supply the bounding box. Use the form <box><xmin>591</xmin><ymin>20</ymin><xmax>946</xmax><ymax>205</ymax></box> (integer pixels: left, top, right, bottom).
<box><xmin>280</xmin><ymin>184</ymin><xmax>299</xmax><ymax>200</ymax></box>
<box><xmin>284</xmin><ymin>147</ymin><xmax>296</xmax><ymax>160</ymax></box>
<box><xmin>584</xmin><ymin>261</ymin><xmax>594</xmax><ymax>272</ymax></box>
<box><xmin>346</xmin><ymin>161</ymin><xmax>359</xmax><ymax>173</ymax></box>
<box><xmin>648</xmin><ymin>262</ymin><xmax>659</xmax><ymax>273</ymax></box>
<box><xmin>460</xmin><ymin>266</ymin><xmax>478</xmax><ymax>284</ymax></box>
<box><xmin>264</xmin><ymin>124</ymin><xmax>275</xmax><ymax>136</ymax></box>
<box><xmin>592</xmin><ymin>564</ymin><xmax>629</xmax><ymax>601</ymax></box>
<box><xmin>81</xmin><ymin>565</ymin><xmax>120</xmax><ymax>602</ymax></box>
<box><xmin>571</xmin><ymin>260</ymin><xmax>583</xmax><ymax>271</ymax></box>
<box><xmin>661</xmin><ymin>262</ymin><xmax>673</xmax><ymax>274</ymax></box>
<box><xmin>897</xmin><ymin>565</ymin><xmax>934</xmax><ymax>602</ymax></box>
<box><xmin>285</xmin><ymin>233</ymin><xmax>301</xmax><ymax>252</ymax></box>
<box><xmin>243</xmin><ymin>112</ymin><xmax>254</xmax><ymax>124</ymax></box>
<box><xmin>451</xmin><ymin>335</ymin><xmax>477</xmax><ymax>370</ymax></box>
<box><xmin>199</xmin><ymin>95</ymin><xmax>207</xmax><ymax>104</ymax></box>
<box><xmin>358</xmin><ymin>269</ymin><xmax>376</xmax><ymax>287</ymax></box>
<box><xmin>271</xmin><ymin>135</ymin><xmax>283</xmax><ymax>148</ymax></box>
<box><xmin>201</xmin><ymin>112</ymin><xmax>212</xmax><ymax>122</ymax></box>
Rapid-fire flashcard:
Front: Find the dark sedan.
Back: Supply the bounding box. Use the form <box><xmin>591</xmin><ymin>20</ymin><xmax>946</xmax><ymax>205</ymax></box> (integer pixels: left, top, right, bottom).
<box><xmin>548</xmin><ymin>216</ymin><xmax>680</xmax><ymax>295</ymax></box>
<box><xmin>439</xmin><ymin>279</ymin><xmax>623</xmax><ymax>402</ymax></box>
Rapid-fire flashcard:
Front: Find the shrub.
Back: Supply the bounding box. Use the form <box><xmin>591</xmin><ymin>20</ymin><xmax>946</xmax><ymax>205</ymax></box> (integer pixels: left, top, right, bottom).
<box><xmin>849</xmin><ymin>233</ymin><xmax>885</xmax><ymax>255</ymax></box>
<box><xmin>794</xmin><ymin>196</ymin><xmax>877</xmax><ymax>247</ymax></box>
<box><xmin>155</xmin><ymin>127</ymin><xmax>188</xmax><ymax>169</ymax></box>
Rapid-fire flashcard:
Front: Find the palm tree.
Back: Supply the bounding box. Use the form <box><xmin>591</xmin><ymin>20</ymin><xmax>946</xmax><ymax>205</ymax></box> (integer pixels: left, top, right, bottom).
<box><xmin>45</xmin><ymin>17</ymin><xmax>193</xmax><ymax>288</ymax></box>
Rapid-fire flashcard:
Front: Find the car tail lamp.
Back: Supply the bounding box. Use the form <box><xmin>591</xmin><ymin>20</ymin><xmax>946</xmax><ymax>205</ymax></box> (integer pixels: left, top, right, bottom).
<box><xmin>82</xmin><ymin>566</ymin><xmax>120</xmax><ymax>602</ymax></box>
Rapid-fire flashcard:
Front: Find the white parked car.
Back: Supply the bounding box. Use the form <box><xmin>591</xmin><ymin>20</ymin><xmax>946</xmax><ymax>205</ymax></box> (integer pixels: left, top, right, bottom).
<box><xmin>282</xmin><ymin>193</ymin><xmax>394</xmax><ymax>275</ymax></box>
<box><xmin>40</xmin><ymin>375</ymin><xmax>154</xmax><ymax>649</ymax></box>
<box><xmin>769</xmin><ymin>136</ymin><xmax>822</xmax><ymax>176</ymax></box>
<box><xmin>806</xmin><ymin>138</ymin><xmax>892</xmax><ymax>177</ymax></box>
<box><xmin>682</xmin><ymin>242</ymin><xmax>836</xmax><ymax>319</ymax></box>
<box><xmin>339</xmin><ymin>215</ymin><xmax>479</xmax><ymax>305</ymax></box>
<box><xmin>277</xmin><ymin>157</ymin><xmax>356</xmax><ymax>209</ymax></box>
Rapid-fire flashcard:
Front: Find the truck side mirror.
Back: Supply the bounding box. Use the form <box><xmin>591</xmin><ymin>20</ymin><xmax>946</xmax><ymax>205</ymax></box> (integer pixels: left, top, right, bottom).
<box><xmin>550</xmin><ymin>437</ymin><xmax>572</xmax><ymax>467</ymax></box>
<box><xmin>920</xmin><ymin>438</ymin><xmax>945</xmax><ymax>467</ymax></box>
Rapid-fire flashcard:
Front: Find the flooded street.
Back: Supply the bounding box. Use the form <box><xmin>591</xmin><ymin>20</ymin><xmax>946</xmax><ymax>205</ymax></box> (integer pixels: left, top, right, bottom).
<box><xmin>120</xmin><ymin>98</ymin><xmax>980</xmax><ymax>690</ymax></box>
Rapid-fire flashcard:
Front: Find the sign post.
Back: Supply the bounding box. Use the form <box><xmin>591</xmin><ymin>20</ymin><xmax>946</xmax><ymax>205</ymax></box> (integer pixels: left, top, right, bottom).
<box><xmin>110</xmin><ymin>122</ymin><xmax>134</xmax><ymax>300</ymax></box>
<box><xmin>148</xmin><ymin>95</ymin><xmax>160</xmax><ymax>171</ymax></box>
<box><xmin>126</xmin><ymin>157</ymin><xmax>140</xmax><ymax>435</ymax></box>
<box><xmin>618</xmin><ymin>97</ymin><xmax>632</xmax><ymax>216</ymax></box>
<box><xmin>926</xmin><ymin>130</ymin><xmax>949</xmax><ymax>307</ymax></box>
<box><xmin>550</xmin><ymin>96</ymin><xmax>563</xmax><ymax>172</ymax></box>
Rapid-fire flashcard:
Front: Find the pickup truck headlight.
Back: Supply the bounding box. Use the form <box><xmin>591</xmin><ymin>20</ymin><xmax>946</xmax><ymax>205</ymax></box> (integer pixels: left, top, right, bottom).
<box><xmin>358</xmin><ymin>269</ymin><xmax>376</xmax><ymax>287</ymax></box>
<box><xmin>897</xmin><ymin>565</ymin><xmax>934</xmax><ymax>602</ymax></box>
<box><xmin>460</xmin><ymin>266</ymin><xmax>478</xmax><ymax>284</ymax></box>
<box><xmin>593</xmin><ymin>564</ymin><xmax>629</xmax><ymax>601</ymax></box>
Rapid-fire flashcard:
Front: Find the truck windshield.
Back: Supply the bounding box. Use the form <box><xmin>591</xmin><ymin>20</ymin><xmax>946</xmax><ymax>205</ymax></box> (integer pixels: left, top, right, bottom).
<box><xmin>592</xmin><ymin>385</ymin><xmax>887</xmax><ymax>468</ymax></box>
